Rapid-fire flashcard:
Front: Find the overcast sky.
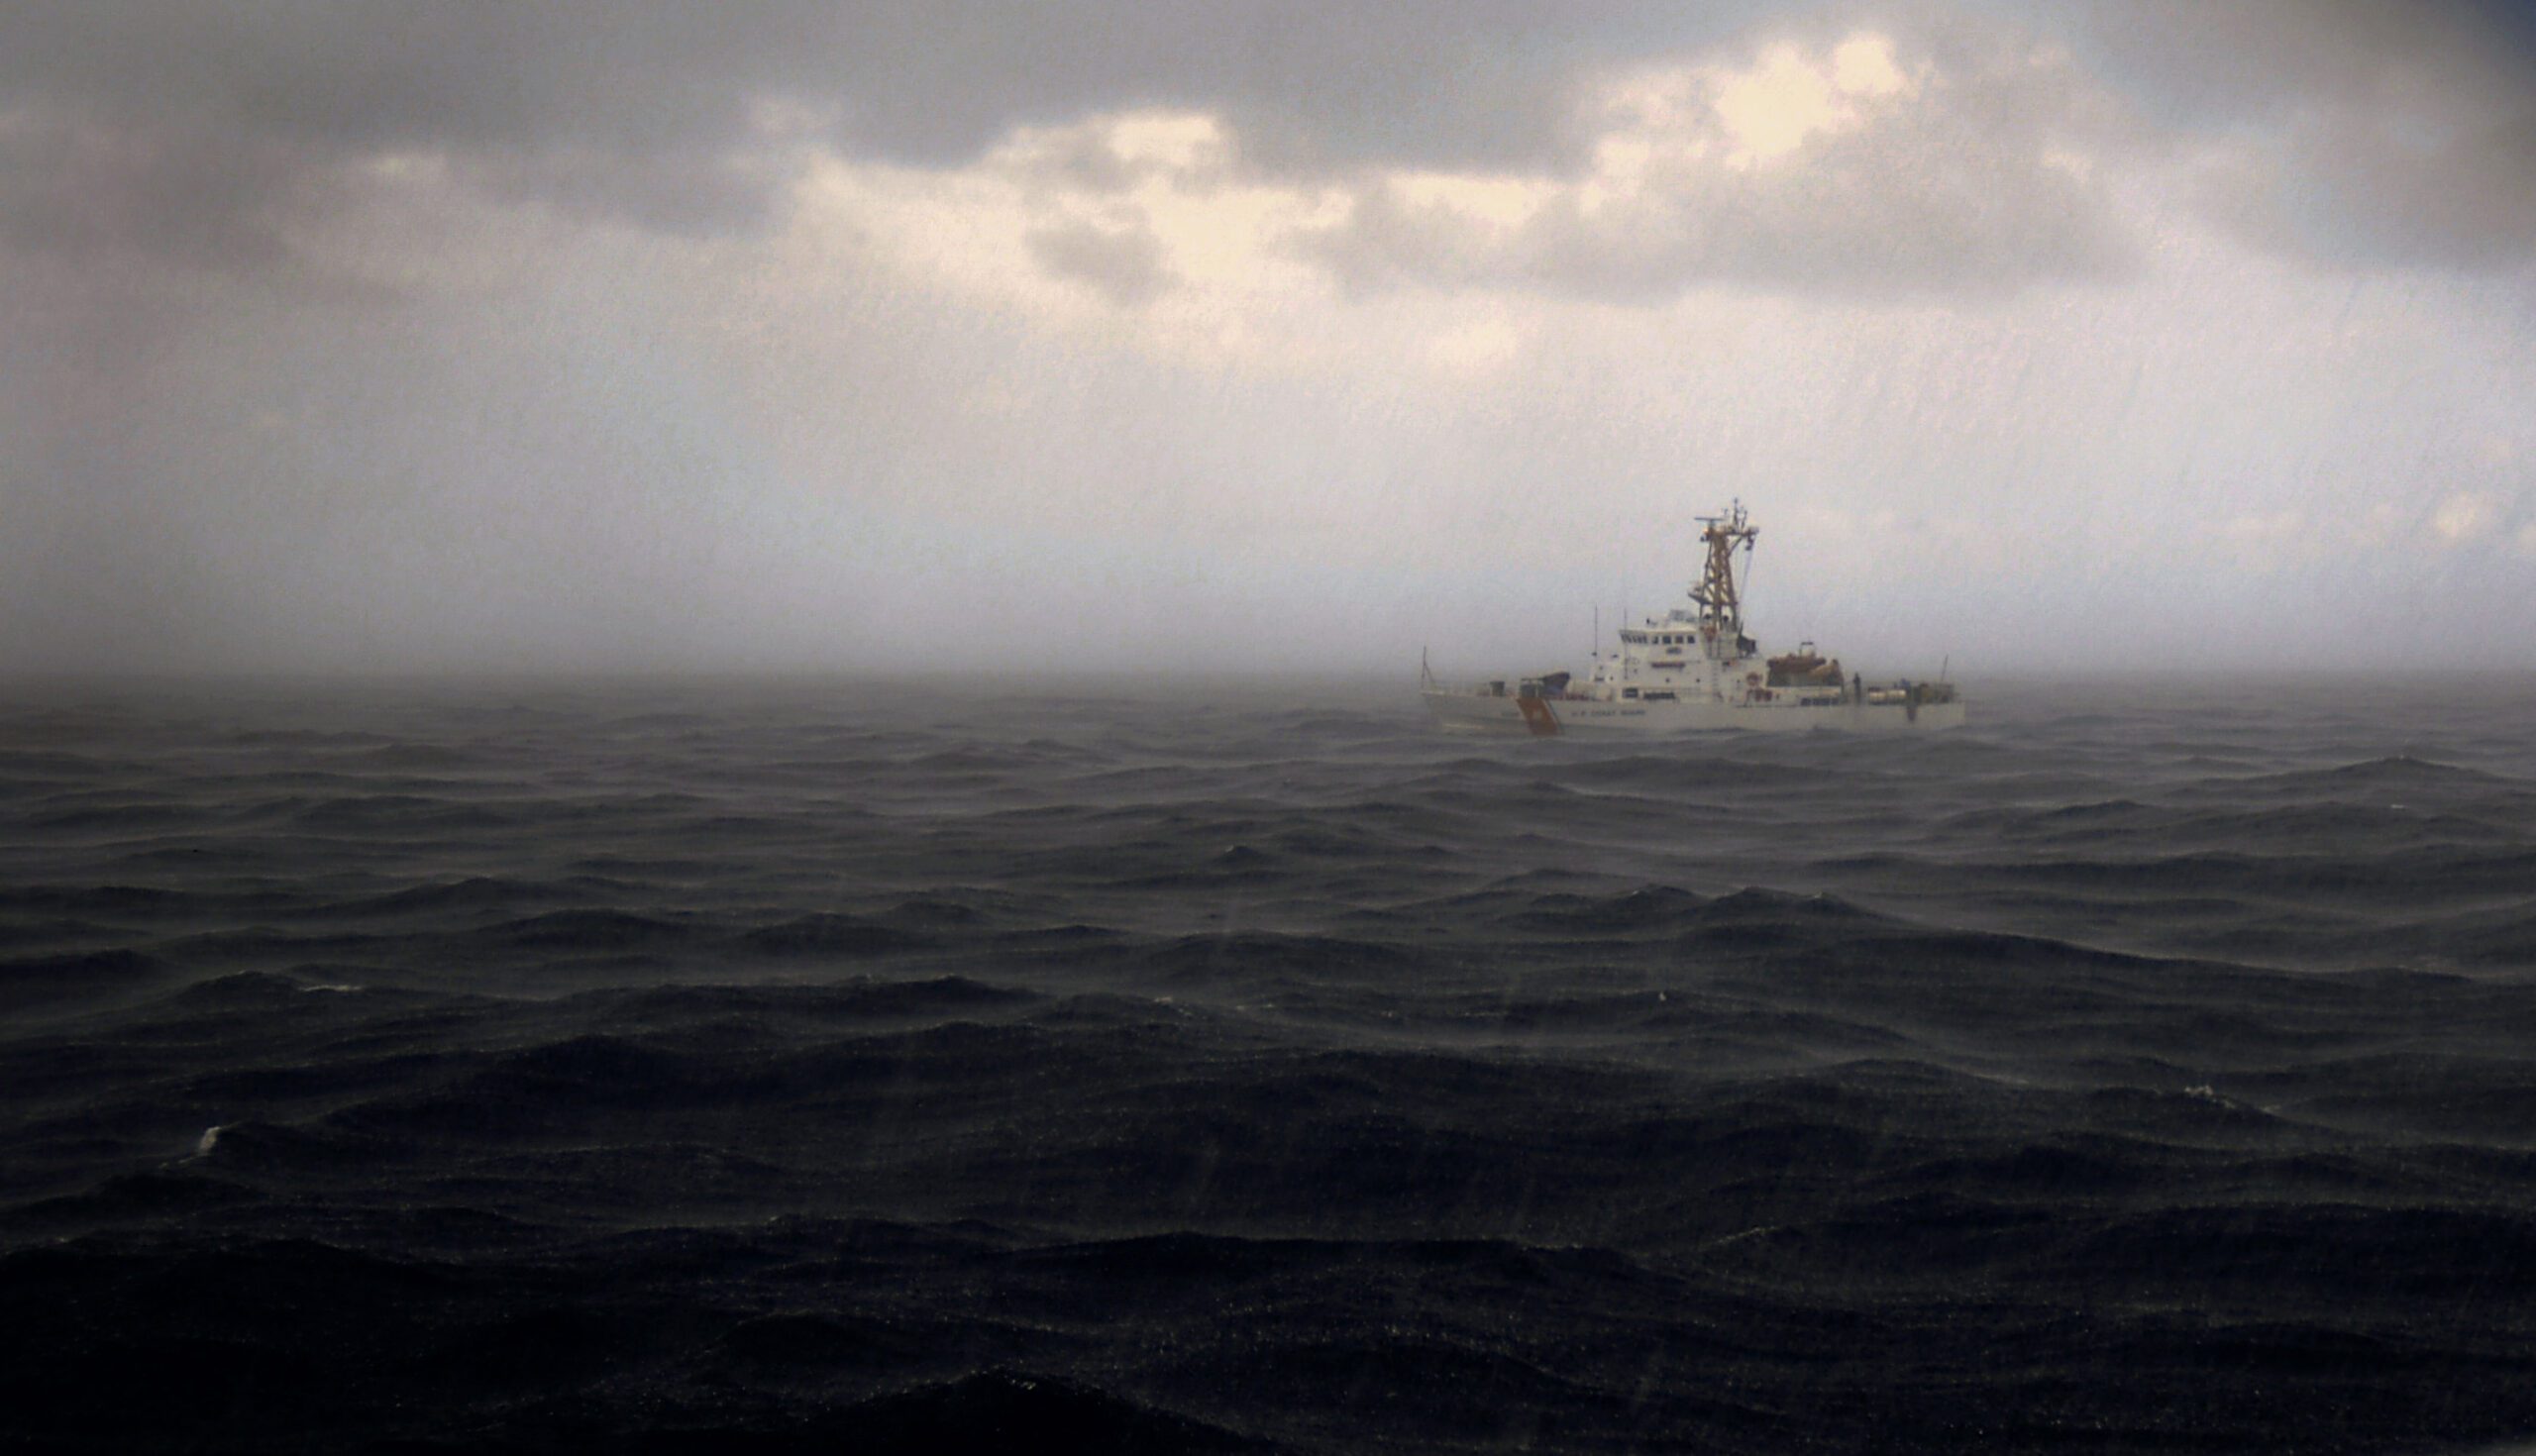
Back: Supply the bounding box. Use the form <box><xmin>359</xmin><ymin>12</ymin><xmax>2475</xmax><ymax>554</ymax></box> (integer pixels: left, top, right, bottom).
<box><xmin>5</xmin><ymin>2</ymin><xmax>2534</xmax><ymax>676</ymax></box>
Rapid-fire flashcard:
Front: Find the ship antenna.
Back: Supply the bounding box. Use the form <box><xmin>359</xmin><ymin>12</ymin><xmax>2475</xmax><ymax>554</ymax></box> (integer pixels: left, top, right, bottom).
<box><xmin>1690</xmin><ymin>497</ymin><xmax>1758</xmax><ymax>640</ymax></box>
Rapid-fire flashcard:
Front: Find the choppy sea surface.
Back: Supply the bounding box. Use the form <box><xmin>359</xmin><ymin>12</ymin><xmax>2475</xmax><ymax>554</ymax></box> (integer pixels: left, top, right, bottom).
<box><xmin>4</xmin><ymin>675</ymin><xmax>2535</xmax><ymax>1454</ymax></box>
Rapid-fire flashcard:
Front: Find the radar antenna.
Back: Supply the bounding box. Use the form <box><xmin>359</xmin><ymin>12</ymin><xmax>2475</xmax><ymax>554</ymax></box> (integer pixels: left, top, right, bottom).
<box><xmin>1688</xmin><ymin>500</ymin><xmax>1758</xmax><ymax>639</ymax></box>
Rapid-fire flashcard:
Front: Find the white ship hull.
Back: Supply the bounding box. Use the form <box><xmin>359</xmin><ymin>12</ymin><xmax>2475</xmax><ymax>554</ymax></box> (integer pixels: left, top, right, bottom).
<box><xmin>1423</xmin><ymin>688</ymin><xmax>1965</xmax><ymax>735</ymax></box>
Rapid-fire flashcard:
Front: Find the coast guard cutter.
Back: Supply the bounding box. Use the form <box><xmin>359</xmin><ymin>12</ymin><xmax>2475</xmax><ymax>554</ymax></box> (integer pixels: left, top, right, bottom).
<box><xmin>1422</xmin><ymin>501</ymin><xmax>1964</xmax><ymax>735</ymax></box>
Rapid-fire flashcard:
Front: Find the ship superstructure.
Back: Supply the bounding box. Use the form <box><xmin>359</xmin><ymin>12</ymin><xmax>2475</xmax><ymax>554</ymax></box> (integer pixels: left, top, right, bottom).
<box><xmin>1422</xmin><ymin>501</ymin><xmax>1963</xmax><ymax>735</ymax></box>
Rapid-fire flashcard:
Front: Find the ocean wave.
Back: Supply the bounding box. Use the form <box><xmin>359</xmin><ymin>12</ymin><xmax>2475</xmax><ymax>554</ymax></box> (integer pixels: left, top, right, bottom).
<box><xmin>579</xmin><ymin>975</ymin><xmax>1037</xmax><ymax>1023</ymax></box>
<box><xmin>837</xmin><ymin>1371</ymin><xmax>1262</xmax><ymax>1454</ymax></box>
<box><xmin>459</xmin><ymin>908</ymin><xmax>712</xmax><ymax>953</ymax></box>
<box><xmin>1132</xmin><ymin>931</ymin><xmax>1431</xmax><ymax>985</ymax></box>
<box><xmin>8</xmin><ymin>678</ymin><xmax>2536</xmax><ymax>1453</ymax></box>
<box><xmin>0</xmin><ymin>947</ymin><xmax>175</xmax><ymax>1008</ymax></box>
<box><xmin>302</xmin><ymin>875</ymin><xmax>599</xmax><ymax>920</ymax></box>
<box><xmin>735</xmin><ymin>912</ymin><xmax>936</xmax><ymax>957</ymax></box>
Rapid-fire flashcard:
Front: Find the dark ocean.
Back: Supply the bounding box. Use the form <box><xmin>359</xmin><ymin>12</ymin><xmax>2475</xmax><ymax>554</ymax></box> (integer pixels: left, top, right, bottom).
<box><xmin>5</xmin><ymin>675</ymin><xmax>2535</xmax><ymax>1455</ymax></box>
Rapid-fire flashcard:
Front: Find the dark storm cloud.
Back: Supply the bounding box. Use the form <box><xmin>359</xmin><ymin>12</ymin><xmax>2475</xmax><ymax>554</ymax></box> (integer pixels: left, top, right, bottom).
<box><xmin>2075</xmin><ymin>0</ymin><xmax>2536</xmax><ymax>267</ymax></box>
<box><xmin>2074</xmin><ymin>0</ymin><xmax>2536</xmax><ymax>121</ymax></box>
<box><xmin>460</xmin><ymin>149</ymin><xmax>802</xmax><ymax>237</ymax></box>
<box><xmin>0</xmin><ymin>3</ymin><xmax>850</xmax><ymax>259</ymax></box>
<box><xmin>0</xmin><ymin>1</ymin><xmax>2529</xmax><ymax>284</ymax></box>
<box><xmin>0</xmin><ymin>3</ymin><xmax>844</xmax><ymax>155</ymax></box>
<box><xmin>0</xmin><ymin>107</ymin><xmax>343</xmax><ymax>272</ymax></box>
<box><xmin>0</xmin><ymin>1</ymin><xmax>1749</xmax><ymax>267</ymax></box>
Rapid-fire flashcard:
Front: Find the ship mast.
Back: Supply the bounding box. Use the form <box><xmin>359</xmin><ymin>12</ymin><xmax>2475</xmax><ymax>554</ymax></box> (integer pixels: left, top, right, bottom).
<box><xmin>1689</xmin><ymin>499</ymin><xmax>1757</xmax><ymax>639</ymax></box>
